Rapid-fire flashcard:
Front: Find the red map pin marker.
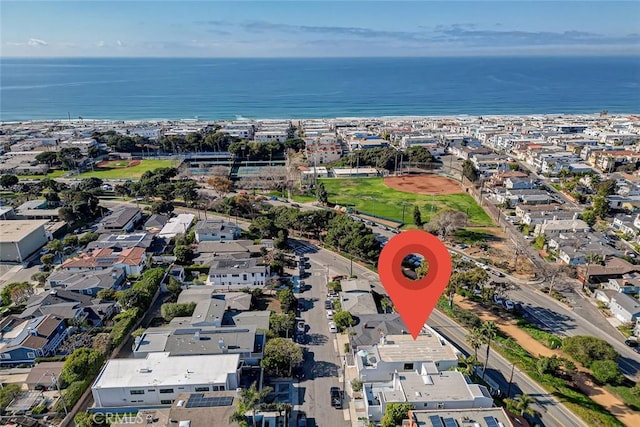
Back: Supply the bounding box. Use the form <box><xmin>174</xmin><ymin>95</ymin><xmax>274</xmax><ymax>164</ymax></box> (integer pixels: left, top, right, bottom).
<box><xmin>378</xmin><ymin>230</ymin><xmax>452</xmax><ymax>339</ymax></box>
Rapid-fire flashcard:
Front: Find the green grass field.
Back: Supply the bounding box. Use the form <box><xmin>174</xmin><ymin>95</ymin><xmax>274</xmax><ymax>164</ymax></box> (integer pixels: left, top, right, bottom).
<box><xmin>17</xmin><ymin>170</ymin><xmax>66</xmax><ymax>180</ymax></box>
<box><xmin>78</xmin><ymin>159</ymin><xmax>176</xmax><ymax>180</ymax></box>
<box><xmin>319</xmin><ymin>177</ymin><xmax>492</xmax><ymax>227</ymax></box>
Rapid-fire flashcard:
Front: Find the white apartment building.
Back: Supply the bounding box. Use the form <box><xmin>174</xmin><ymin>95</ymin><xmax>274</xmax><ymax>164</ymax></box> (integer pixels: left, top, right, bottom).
<box><xmin>206</xmin><ymin>258</ymin><xmax>270</xmax><ymax>289</ymax></box>
<box><xmin>92</xmin><ymin>352</ymin><xmax>240</xmax><ymax>407</ymax></box>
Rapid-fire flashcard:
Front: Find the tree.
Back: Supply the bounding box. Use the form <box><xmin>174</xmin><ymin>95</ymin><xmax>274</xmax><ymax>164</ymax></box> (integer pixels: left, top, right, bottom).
<box><xmin>63</xmin><ymin>234</ymin><xmax>79</xmax><ymax>247</ymax></box>
<box><xmin>261</xmin><ymin>338</ymin><xmax>303</xmax><ymax>377</ymax></box>
<box><xmin>208</xmin><ymin>176</ymin><xmax>234</xmax><ymax>196</ymax></box>
<box><xmin>0</xmin><ymin>384</ymin><xmax>22</xmax><ymax>409</ymax></box>
<box><xmin>151</xmin><ymin>200</ymin><xmax>175</xmax><ymax>215</ymax></box>
<box><xmin>173</xmin><ymin>245</ymin><xmax>195</xmax><ymax>265</ymax></box>
<box><xmin>161</xmin><ymin>302</ymin><xmax>197</xmax><ymax>321</ymax></box>
<box><xmin>596</xmin><ymin>179</ymin><xmax>617</xmax><ymax>197</ymax></box>
<box><xmin>591</xmin><ymin>360</ymin><xmax>623</xmax><ymax>385</ymax></box>
<box><xmin>466</xmin><ymin>327</ymin><xmax>483</xmax><ymax>362</ymax></box>
<box><xmin>231</xmin><ymin>382</ymin><xmax>274</xmax><ymax>427</ymax></box>
<box><xmin>60</xmin><ymin>348</ymin><xmax>104</xmax><ymax>385</ymax></box>
<box><xmin>269</xmin><ymin>312</ymin><xmax>295</xmax><ymax>337</ymax></box>
<box><xmin>533</xmin><ymin>234</ymin><xmax>547</xmax><ymax>250</ymax></box>
<box><xmin>78</xmin><ymin>232</ymin><xmax>99</xmax><ymax>246</ymax></box>
<box><xmin>316</xmin><ymin>182</ymin><xmax>328</xmax><ymax>205</ymax></box>
<box><xmin>277</xmin><ymin>288</ymin><xmax>296</xmax><ymax>313</ymax></box>
<box><xmin>424</xmin><ymin>209</ymin><xmax>467</xmax><ymax>239</ymax></box>
<box><xmin>380</xmin><ymin>403</ymin><xmax>414</xmax><ymax>427</ymax></box>
<box><xmin>0</xmin><ymin>174</ymin><xmax>18</xmax><ymax>188</ymax></box>
<box><xmin>480</xmin><ymin>321</ymin><xmax>498</xmax><ymax>379</ymax></box>
<box><xmin>97</xmin><ymin>288</ymin><xmax>117</xmax><ymax>301</ymax></box>
<box><xmin>462</xmin><ymin>160</ymin><xmax>479</xmax><ymax>182</ymax></box>
<box><xmin>334</xmin><ymin>311</ymin><xmax>355</xmax><ymax>331</ymax></box>
<box><xmin>592</xmin><ymin>195</ymin><xmax>610</xmax><ymax>219</ymax></box>
<box><xmin>166</xmin><ymin>277</ymin><xmax>183</xmax><ymax>300</ymax></box>
<box><xmin>40</xmin><ymin>253</ymin><xmax>55</xmax><ymax>266</ymax></box>
<box><xmin>1</xmin><ymin>281</ymin><xmax>34</xmax><ymax>306</ymax></box>
<box><xmin>77</xmin><ymin>177</ymin><xmax>103</xmax><ymax>192</ymax></box>
<box><xmin>580</xmin><ymin>209</ymin><xmax>597</xmax><ymax>226</ymax></box>
<box><xmin>505</xmin><ymin>394</ymin><xmax>536</xmax><ymax>418</ymax></box>
<box><xmin>35</xmin><ymin>151</ymin><xmax>59</xmax><ymax>166</ymax></box>
<box><xmin>413</xmin><ymin>205</ymin><xmax>423</xmax><ymax>227</ymax></box>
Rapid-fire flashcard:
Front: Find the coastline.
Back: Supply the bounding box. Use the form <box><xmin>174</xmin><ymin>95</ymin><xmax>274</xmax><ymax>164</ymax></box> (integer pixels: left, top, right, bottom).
<box><xmin>2</xmin><ymin>112</ymin><xmax>639</xmax><ymax>126</ymax></box>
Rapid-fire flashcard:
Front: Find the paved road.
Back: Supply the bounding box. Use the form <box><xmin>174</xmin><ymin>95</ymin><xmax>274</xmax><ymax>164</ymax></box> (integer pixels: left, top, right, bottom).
<box><xmin>293</xmin><ymin>241</ymin><xmax>350</xmax><ymax>427</ymax></box>
<box><xmin>427</xmin><ymin>311</ymin><xmax>586</xmax><ymax>427</ymax></box>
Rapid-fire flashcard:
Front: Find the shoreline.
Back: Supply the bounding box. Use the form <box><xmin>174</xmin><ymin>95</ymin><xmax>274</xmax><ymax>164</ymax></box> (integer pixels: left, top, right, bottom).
<box><xmin>2</xmin><ymin>112</ymin><xmax>638</xmax><ymax>125</ymax></box>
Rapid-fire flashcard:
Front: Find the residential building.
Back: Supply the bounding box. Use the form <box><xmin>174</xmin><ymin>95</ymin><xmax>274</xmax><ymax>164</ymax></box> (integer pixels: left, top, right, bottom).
<box><xmin>194</xmin><ymin>219</ymin><xmax>241</xmax><ymax>242</ymax></box>
<box><xmin>0</xmin><ymin>314</ymin><xmax>68</xmax><ymax>366</ymax></box>
<box><xmin>86</xmin><ymin>232</ymin><xmax>154</xmax><ymax>251</ymax></box>
<box><xmin>46</xmin><ymin>267</ymin><xmax>126</xmax><ymax>296</ymax></box>
<box><xmin>98</xmin><ymin>207</ymin><xmax>142</xmax><ymax>233</ymax></box>
<box><xmin>20</xmin><ymin>289</ymin><xmax>117</xmax><ymax>326</ymax></box>
<box><xmin>610</xmin><ymin>293</ymin><xmax>640</xmax><ymax>323</ymax></box>
<box><xmin>144</xmin><ymin>214</ymin><xmax>170</xmax><ymax>232</ymax></box>
<box><xmin>24</xmin><ymin>361</ymin><xmax>65</xmax><ymax>391</ymax></box>
<box><xmin>613</xmin><ymin>214</ymin><xmax>639</xmax><ymax>237</ymax></box>
<box><xmin>158</xmin><ymin>214</ymin><xmax>196</xmax><ymax>239</ymax></box>
<box><xmin>350</xmin><ymin>314</ymin><xmax>408</xmax><ymax>349</ymax></box>
<box><xmin>0</xmin><ymin>219</ymin><xmax>49</xmax><ymax>262</ymax></box>
<box><xmin>364</xmin><ymin>367</ymin><xmax>493</xmax><ymax>422</ymax></box>
<box><xmin>14</xmin><ymin>200</ymin><xmax>60</xmax><ymax>220</ymax></box>
<box><xmin>339</xmin><ymin>279</ymin><xmax>378</xmax><ymax>315</ymax></box>
<box><xmin>603</xmin><ymin>277</ymin><xmax>640</xmax><ymax>295</ymax></box>
<box><xmin>407</xmin><ymin>408</ymin><xmax>524</xmax><ymax>427</ymax></box>
<box><xmin>206</xmin><ymin>258</ymin><xmax>269</xmax><ymax>289</ymax></box>
<box><xmin>355</xmin><ymin>330</ymin><xmax>459</xmax><ymax>383</ymax></box>
<box><xmin>91</xmin><ymin>353</ymin><xmax>241</xmax><ymax>407</ymax></box>
<box><xmin>61</xmin><ymin>247</ymin><xmax>147</xmax><ymax>275</ymax></box>
<box><xmin>534</xmin><ymin>219</ymin><xmax>590</xmax><ymax>237</ymax></box>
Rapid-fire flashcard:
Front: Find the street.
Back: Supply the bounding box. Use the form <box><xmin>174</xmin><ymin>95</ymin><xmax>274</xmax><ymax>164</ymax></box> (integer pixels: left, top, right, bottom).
<box><xmin>293</xmin><ymin>241</ymin><xmax>350</xmax><ymax>427</ymax></box>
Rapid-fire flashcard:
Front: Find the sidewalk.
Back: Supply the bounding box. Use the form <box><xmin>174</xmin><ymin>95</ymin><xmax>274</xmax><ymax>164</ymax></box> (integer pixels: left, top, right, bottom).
<box><xmin>336</xmin><ymin>333</ymin><xmax>367</xmax><ymax>427</ymax></box>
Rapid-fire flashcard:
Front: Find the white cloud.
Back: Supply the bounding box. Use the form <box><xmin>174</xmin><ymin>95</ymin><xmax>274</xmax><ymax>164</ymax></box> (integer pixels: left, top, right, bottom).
<box><xmin>27</xmin><ymin>38</ymin><xmax>48</xmax><ymax>46</ymax></box>
<box><xmin>97</xmin><ymin>40</ymin><xmax>105</xmax><ymax>47</ymax></box>
<box><xmin>116</xmin><ymin>40</ymin><xmax>123</xmax><ymax>47</ymax></box>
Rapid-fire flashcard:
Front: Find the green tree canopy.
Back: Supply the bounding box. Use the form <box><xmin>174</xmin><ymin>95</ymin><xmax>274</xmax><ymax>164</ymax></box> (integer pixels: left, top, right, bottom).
<box><xmin>261</xmin><ymin>338</ymin><xmax>303</xmax><ymax>377</ymax></box>
<box><xmin>380</xmin><ymin>403</ymin><xmax>414</xmax><ymax>427</ymax></box>
<box><xmin>60</xmin><ymin>348</ymin><xmax>104</xmax><ymax>385</ymax></box>
<box><xmin>562</xmin><ymin>335</ymin><xmax>618</xmax><ymax>367</ymax></box>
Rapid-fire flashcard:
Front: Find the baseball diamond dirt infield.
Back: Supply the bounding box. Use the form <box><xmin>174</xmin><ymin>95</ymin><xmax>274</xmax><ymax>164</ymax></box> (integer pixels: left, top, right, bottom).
<box><xmin>383</xmin><ymin>174</ymin><xmax>462</xmax><ymax>195</ymax></box>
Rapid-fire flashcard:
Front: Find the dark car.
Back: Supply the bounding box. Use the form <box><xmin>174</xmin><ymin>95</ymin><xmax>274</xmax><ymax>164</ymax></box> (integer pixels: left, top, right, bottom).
<box><xmin>625</xmin><ymin>339</ymin><xmax>638</xmax><ymax>347</ymax></box>
<box><xmin>297</xmin><ymin>411</ymin><xmax>307</xmax><ymax>427</ymax></box>
<box><xmin>325</xmin><ymin>300</ymin><xmax>334</xmax><ymax>309</ymax></box>
<box><xmin>330</xmin><ymin>387</ymin><xmax>342</xmax><ymax>409</ymax></box>
<box><xmin>293</xmin><ymin>366</ymin><xmax>305</xmax><ymax>380</ymax></box>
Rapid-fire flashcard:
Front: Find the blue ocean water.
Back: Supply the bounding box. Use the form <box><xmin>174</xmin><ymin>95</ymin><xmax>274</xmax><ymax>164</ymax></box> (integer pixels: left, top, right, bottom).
<box><xmin>1</xmin><ymin>57</ymin><xmax>639</xmax><ymax>122</ymax></box>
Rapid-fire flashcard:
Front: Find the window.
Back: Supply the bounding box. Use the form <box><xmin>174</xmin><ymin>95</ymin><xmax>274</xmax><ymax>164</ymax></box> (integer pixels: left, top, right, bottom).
<box><xmin>195</xmin><ymin>387</ymin><xmax>210</xmax><ymax>392</ymax></box>
<box><xmin>161</xmin><ymin>400</ymin><xmax>173</xmax><ymax>405</ymax></box>
<box><xmin>159</xmin><ymin>388</ymin><xmax>174</xmax><ymax>394</ymax></box>
<box><xmin>403</xmin><ymin>363</ymin><xmax>414</xmax><ymax>370</ymax></box>
<box><xmin>212</xmin><ymin>385</ymin><xmax>225</xmax><ymax>391</ymax></box>
<box><xmin>27</xmin><ymin>352</ymin><xmax>36</xmax><ymax>358</ymax></box>
<box><xmin>130</xmin><ymin>390</ymin><xmax>145</xmax><ymax>395</ymax></box>
<box><xmin>0</xmin><ymin>354</ymin><xmax>11</xmax><ymax>359</ymax></box>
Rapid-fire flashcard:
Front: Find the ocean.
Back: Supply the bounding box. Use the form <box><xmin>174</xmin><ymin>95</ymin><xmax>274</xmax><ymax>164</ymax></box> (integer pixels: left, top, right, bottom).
<box><xmin>1</xmin><ymin>56</ymin><xmax>639</xmax><ymax>122</ymax></box>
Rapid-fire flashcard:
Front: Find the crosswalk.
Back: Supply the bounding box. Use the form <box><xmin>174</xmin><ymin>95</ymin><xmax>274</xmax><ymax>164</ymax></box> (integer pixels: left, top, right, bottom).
<box><xmin>291</xmin><ymin>241</ymin><xmax>318</xmax><ymax>255</ymax></box>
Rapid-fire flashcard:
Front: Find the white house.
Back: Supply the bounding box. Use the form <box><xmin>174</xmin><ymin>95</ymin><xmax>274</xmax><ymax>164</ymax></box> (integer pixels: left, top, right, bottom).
<box><xmin>364</xmin><ymin>366</ymin><xmax>493</xmax><ymax>422</ymax></box>
<box><xmin>355</xmin><ymin>330</ymin><xmax>458</xmax><ymax>383</ymax></box>
<box><xmin>92</xmin><ymin>352</ymin><xmax>240</xmax><ymax>407</ymax></box>
<box><xmin>194</xmin><ymin>220</ymin><xmax>241</xmax><ymax>242</ymax></box>
<box><xmin>610</xmin><ymin>293</ymin><xmax>640</xmax><ymax>323</ymax></box>
<box><xmin>206</xmin><ymin>258</ymin><xmax>269</xmax><ymax>289</ymax></box>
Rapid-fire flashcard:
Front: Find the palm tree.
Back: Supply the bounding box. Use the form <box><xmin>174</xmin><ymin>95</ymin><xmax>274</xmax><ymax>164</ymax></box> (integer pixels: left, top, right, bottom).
<box><xmin>509</xmin><ymin>393</ymin><xmax>537</xmax><ymax>418</ymax></box>
<box><xmin>466</xmin><ymin>327</ymin><xmax>483</xmax><ymax>362</ymax></box>
<box><xmin>480</xmin><ymin>321</ymin><xmax>498</xmax><ymax>379</ymax></box>
<box><xmin>232</xmin><ymin>382</ymin><xmax>273</xmax><ymax>427</ymax></box>
<box><xmin>458</xmin><ymin>354</ymin><xmax>477</xmax><ymax>377</ymax></box>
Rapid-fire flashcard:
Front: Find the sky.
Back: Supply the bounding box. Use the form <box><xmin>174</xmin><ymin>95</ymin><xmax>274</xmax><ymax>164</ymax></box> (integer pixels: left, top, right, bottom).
<box><xmin>1</xmin><ymin>1</ymin><xmax>640</xmax><ymax>57</ymax></box>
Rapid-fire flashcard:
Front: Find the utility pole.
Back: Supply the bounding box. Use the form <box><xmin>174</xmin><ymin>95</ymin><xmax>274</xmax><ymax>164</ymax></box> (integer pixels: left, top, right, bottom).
<box><xmin>506</xmin><ymin>362</ymin><xmax>516</xmax><ymax>398</ymax></box>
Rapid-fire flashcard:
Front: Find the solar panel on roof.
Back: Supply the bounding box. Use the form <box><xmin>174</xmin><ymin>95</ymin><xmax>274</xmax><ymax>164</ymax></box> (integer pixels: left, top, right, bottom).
<box><xmin>429</xmin><ymin>415</ymin><xmax>444</xmax><ymax>427</ymax></box>
<box><xmin>185</xmin><ymin>394</ymin><xmax>234</xmax><ymax>408</ymax></box>
<box><xmin>484</xmin><ymin>416</ymin><xmax>499</xmax><ymax>427</ymax></box>
<box><xmin>443</xmin><ymin>418</ymin><xmax>458</xmax><ymax>427</ymax></box>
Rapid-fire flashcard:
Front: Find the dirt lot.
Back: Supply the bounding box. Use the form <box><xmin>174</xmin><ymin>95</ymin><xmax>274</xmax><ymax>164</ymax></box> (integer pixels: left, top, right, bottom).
<box><xmin>383</xmin><ymin>174</ymin><xmax>462</xmax><ymax>195</ymax></box>
<box><xmin>455</xmin><ymin>296</ymin><xmax>640</xmax><ymax>427</ymax></box>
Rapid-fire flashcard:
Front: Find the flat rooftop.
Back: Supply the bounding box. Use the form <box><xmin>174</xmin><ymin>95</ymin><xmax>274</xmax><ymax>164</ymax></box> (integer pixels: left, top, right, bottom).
<box><xmin>411</xmin><ymin>408</ymin><xmax>516</xmax><ymax>427</ymax></box>
<box><xmin>374</xmin><ymin>333</ymin><xmax>458</xmax><ymax>363</ymax></box>
<box><xmin>389</xmin><ymin>370</ymin><xmax>489</xmax><ymax>403</ymax></box>
<box><xmin>0</xmin><ymin>219</ymin><xmax>48</xmax><ymax>242</ymax></box>
<box><xmin>93</xmin><ymin>353</ymin><xmax>239</xmax><ymax>389</ymax></box>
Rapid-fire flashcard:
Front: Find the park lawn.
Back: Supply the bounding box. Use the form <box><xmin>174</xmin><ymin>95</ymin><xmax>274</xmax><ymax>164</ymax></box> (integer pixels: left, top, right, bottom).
<box><xmin>17</xmin><ymin>170</ymin><xmax>66</xmax><ymax>180</ymax></box>
<box><xmin>319</xmin><ymin>178</ymin><xmax>492</xmax><ymax>227</ymax></box>
<box><xmin>77</xmin><ymin>159</ymin><xmax>175</xmax><ymax>180</ymax></box>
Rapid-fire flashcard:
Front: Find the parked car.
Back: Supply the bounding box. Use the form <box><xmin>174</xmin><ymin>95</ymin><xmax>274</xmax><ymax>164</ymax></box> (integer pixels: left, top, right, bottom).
<box><xmin>326</xmin><ymin>310</ymin><xmax>334</xmax><ymax>320</ymax></box>
<box><xmin>297</xmin><ymin>411</ymin><xmax>307</xmax><ymax>427</ymax></box>
<box><xmin>328</xmin><ymin>322</ymin><xmax>338</xmax><ymax>333</ymax></box>
<box><xmin>296</xmin><ymin>320</ymin><xmax>306</xmax><ymax>334</ymax></box>
<box><xmin>625</xmin><ymin>339</ymin><xmax>638</xmax><ymax>347</ymax></box>
<box><xmin>493</xmin><ymin>294</ymin><xmax>503</xmax><ymax>305</ymax></box>
<box><xmin>504</xmin><ymin>300</ymin><xmax>515</xmax><ymax>311</ymax></box>
<box><xmin>40</xmin><ymin>248</ymin><xmax>50</xmax><ymax>255</ymax></box>
<box><xmin>330</xmin><ymin>387</ymin><xmax>342</xmax><ymax>409</ymax></box>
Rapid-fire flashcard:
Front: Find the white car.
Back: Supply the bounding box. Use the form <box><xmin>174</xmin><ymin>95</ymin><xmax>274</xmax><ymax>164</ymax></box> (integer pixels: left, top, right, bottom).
<box><xmin>504</xmin><ymin>300</ymin><xmax>515</xmax><ymax>311</ymax></box>
<box><xmin>326</xmin><ymin>310</ymin><xmax>334</xmax><ymax>320</ymax></box>
<box><xmin>493</xmin><ymin>294</ymin><xmax>503</xmax><ymax>305</ymax></box>
<box><xmin>328</xmin><ymin>322</ymin><xmax>338</xmax><ymax>333</ymax></box>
